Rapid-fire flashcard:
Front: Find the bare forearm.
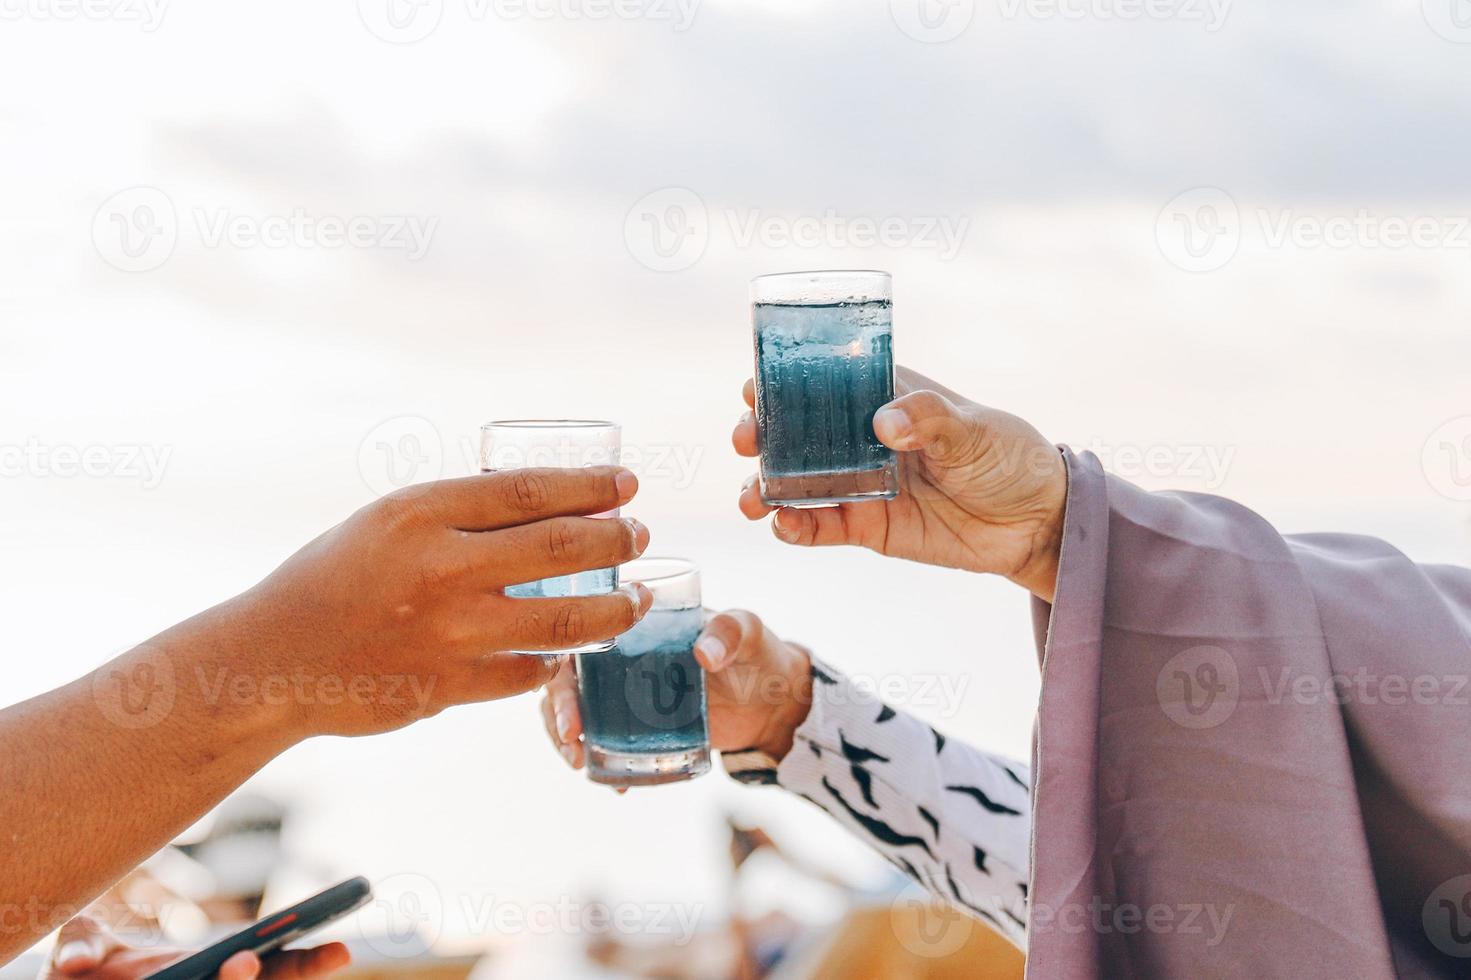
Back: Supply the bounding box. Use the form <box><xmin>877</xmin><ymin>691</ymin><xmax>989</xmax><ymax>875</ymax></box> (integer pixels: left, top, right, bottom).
<box><xmin>0</xmin><ymin>599</ymin><xmax>302</xmax><ymax>960</ymax></box>
<box><xmin>0</xmin><ymin>467</ymin><xmax>651</xmax><ymax>963</ymax></box>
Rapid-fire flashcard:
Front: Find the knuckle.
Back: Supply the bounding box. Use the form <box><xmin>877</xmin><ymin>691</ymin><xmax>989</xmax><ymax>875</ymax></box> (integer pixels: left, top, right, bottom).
<box><xmin>945</xmin><ymin>410</ymin><xmax>989</xmax><ymax>460</ymax></box>
<box><xmin>494</xmin><ymin>652</ymin><xmax>545</xmax><ymax>690</ymax></box>
<box><xmin>414</xmin><ymin>556</ymin><xmax>465</xmax><ymax>595</ymax></box>
<box><xmin>727</xmin><ymin>608</ymin><xmax>756</xmax><ymax>626</ymax></box>
<box><xmin>515</xmin><ymin>655</ymin><xmax>556</xmax><ymax>685</ymax></box>
<box><xmin>719</xmin><ymin>609</ymin><xmax>753</xmax><ymax>639</ymax></box>
<box><xmin>909</xmin><ymin>389</ymin><xmax>947</xmax><ymax>413</ymax></box>
<box><xmin>545</xmin><ymin>519</ymin><xmax>579</xmax><ymax>562</ymax></box>
<box><xmin>502</xmin><ymin>471</ymin><xmax>551</xmax><ymax>514</ymax></box>
<box><xmin>551</xmin><ymin>603</ymin><xmax>587</xmax><ymax>645</ymax></box>
<box><xmin>921</xmin><ymin>417</ymin><xmax>972</xmax><ymax>460</ymax></box>
<box><xmin>513</xmin><ymin>607</ymin><xmax>546</xmax><ymax>643</ymax></box>
<box><xmin>377</xmin><ymin>488</ymin><xmax>433</xmax><ymax>529</ymax></box>
<box><xmin>526</xmin><ymin>656</ymin><xmax>553</xmax><ymax>685</ymax></box>
<box><xmin>739</xmin><ymin>616</ymin><xmax>767</xmax><ymax>646</ymax></box>
<box><xmin>431</xmin><ymin>615</ymin><xmax>473</xmax><ymax>649</ymax></box>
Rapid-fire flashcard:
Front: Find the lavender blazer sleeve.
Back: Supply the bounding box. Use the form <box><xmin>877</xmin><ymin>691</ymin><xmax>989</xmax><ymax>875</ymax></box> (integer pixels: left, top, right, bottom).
<box><xmin>1028</xmin><ymin>449</ymin><xmax>1471</xmax><ymax>979</ymax></box>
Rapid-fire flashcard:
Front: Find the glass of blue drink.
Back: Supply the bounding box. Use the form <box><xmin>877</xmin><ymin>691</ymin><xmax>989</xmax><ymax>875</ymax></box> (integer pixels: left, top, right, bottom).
<box><xmin>575</xmin><ymin>558</ymin><xmax>710</xmax><ymax>787</ymax></box>
<box><xmin>480</xmin><ymin>420</ymin><xmax>621</xmax><ymax>655</ymax></box>
<box><xmin>751</xmin><ymin>270</ymin><xmax>900</xmax><ymax>507</ymax></box>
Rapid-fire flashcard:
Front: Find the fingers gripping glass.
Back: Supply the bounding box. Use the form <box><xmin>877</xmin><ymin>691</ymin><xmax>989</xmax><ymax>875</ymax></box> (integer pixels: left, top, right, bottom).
<box><xmin>480</xmin><ymin>420</ymin><xmax>622</xmax><ymax>655</ymax></box>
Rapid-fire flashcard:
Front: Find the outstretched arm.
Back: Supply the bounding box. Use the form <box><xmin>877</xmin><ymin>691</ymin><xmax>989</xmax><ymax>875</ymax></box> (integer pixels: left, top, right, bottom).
<box><xmin>542</xmin><ymin>610</ymin><xmax>1032</xmax><ymax>948</ymax></box>
<box><xmin>0</xmin><ymin>467</ymin><xmax>653</xmax><ymax>963</ymax></box>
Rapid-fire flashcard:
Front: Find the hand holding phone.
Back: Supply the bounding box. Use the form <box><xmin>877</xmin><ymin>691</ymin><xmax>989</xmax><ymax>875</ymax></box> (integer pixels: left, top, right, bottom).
<box><xmin>45</xmin><ymin>902</ymin><xmax>354</xmax><ymax>980</ymax></box>
<box><xmin>135</xmin><ymin>878</ymin><xmax>370</xmax><ymax>980</ymax></box>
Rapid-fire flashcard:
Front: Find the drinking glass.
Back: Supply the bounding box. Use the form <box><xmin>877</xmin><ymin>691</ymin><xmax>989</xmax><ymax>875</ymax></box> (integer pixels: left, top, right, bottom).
<box><xmin>751</xmin><ymin>270</ymin><xmax>900</xmax><ymax>507</ymax></box>
<box><xmin>480</xmin><ymin>420</ymin><xmax>621</xmax><ymax>655</ymax></box>
<box><xmin>575</xmin><ymin>558</ymin><xmax>710</xmax><ymax>787</ymax></box>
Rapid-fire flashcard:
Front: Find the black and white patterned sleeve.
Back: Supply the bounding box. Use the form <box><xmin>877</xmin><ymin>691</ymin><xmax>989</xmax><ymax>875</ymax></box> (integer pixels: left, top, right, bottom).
<box><xmin>721</xmin><ymin>658</ymin><xmax>1032</xmax><ymax>948</ymax></box>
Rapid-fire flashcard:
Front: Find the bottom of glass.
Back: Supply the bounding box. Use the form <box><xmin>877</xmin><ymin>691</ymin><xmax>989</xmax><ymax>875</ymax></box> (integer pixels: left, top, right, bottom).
<box><xmin>586</xmin><ymin>744</ymin><xmax>711</xmax><ymax>787</ymax></box>
<box><xmin>507</xmin><ymin>638</ymin><xmax>616</xmax><ymax>657</ymax></box>
<box><xmin>761</xmin><ymin>464</ymin><xmax>900</xmax><ymax>508</ymax></box>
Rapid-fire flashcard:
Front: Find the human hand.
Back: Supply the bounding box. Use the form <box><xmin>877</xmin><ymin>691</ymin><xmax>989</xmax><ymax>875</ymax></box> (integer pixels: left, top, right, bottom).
<box><xmin>734</xmin><ymin>367</ymin><xmax>1067</xmax><ymax>600</ymax></box>
<box><xmin>41</xmin><ymin>915</ymin><xmax>349</xmax><ymax>980</ymax></box>
<box><xmin>141</xmin><ymin>467</ymin><xmax>654</xmax><ymax>741</ymax></box>
<box><xmin>8</xmin><ymin>472</ymin><xmax>660</xmax><ymax>966</ymax></box>
<box><xmin>541</xmin><ymin>609</ymin><xmax>814</xmax><ymax>770</ymax></box>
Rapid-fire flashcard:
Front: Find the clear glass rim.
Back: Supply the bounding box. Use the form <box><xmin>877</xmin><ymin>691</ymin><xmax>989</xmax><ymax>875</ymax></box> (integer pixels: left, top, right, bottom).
<box><xmin>620</xmin><ymin>557</ymin><xmax>698</xmax><ymax>586</ymax></box>
<box><xmin>751</xmin><ymin>269</ymin><xmax>891</xmax><ymax>285</ymax></box>
<box><xmin>481</xmin><ymin>419</ymin><xmax>620</xmax><ymax>432</ymax></box>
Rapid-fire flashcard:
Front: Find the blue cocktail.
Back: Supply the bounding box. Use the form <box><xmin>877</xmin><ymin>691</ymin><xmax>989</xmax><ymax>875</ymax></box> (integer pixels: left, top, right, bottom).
<box><xmin>752</xmin><ymin>271</ymin><xmax>899</xmax><ymax>506</ymax></box>
<box><xmin>576</xmin><ymin>559</ymin><xmax>710</xmax><ymax>786</ymax></box>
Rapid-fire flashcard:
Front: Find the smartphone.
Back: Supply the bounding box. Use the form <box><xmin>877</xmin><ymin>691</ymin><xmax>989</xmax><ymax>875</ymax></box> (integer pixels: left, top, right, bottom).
<box><xmin>142</xmin><ymin>877</ymin><xmax>372</xmax><ymax>980</ymax></box>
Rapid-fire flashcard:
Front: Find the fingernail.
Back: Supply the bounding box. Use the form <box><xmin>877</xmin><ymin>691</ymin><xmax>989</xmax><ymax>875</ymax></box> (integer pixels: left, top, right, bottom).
<box><xmin>614</xmin><ymin>469</ymin><xmax>638</xmax><ymax>501</ymax></box>
<box><xmin>874</xmin><ymin>407</ymin><xmax>912</xmax><ymax>443</ymax></box>
<box><xmin>560</xmin><ymin>744</ymin><xmax>578</xmax><ymax>767</ymax></box>
<box><xmin>695</xmin><ymin>635</ymin><xmax>728</xmax><ymax>669</ymax></box>
<box><xmin>555</xmin><ymin>709</ymin><xmax>572</xmax><ymax>742</ymax></box>
<box><xmin>625</xmin><ymin>518</ymin><xmax>650</xmax><ymax>553</ymax></box>
<box><xmin>773</xmin><ymin>511</ymin><xmax>799</xmax><ymax>542</ymax></box>
<box><xmin>624</xmin><ymin>583</ymin><xmax>653</xmax><ymax>613</ymax></box>
<box><xmin>57</xmin><ymin>942</ymin><xmax>92</xmax><ymax>968</ymax></box>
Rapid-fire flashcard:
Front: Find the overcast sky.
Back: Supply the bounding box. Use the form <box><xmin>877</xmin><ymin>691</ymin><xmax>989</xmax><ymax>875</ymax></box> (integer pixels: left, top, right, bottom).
<box><xmin>4</xmin><ymin>0</ymin><xmax>1471</xmax><ymax>959</ymax></box>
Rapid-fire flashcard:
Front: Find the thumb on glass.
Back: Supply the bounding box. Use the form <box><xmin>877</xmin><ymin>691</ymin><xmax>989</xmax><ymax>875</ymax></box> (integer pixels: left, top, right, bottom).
<box><xmin>874</xmin><ymin>390</ymin><xmax>976</xmax><ymax>462</ymax></box>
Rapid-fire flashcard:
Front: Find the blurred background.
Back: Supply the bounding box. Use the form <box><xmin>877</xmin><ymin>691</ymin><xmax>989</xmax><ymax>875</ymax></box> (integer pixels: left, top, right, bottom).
<box><xmin>3</xmin><ymin>0</ymin><xmax>1470</xmax><ymax>976</ymax></box>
